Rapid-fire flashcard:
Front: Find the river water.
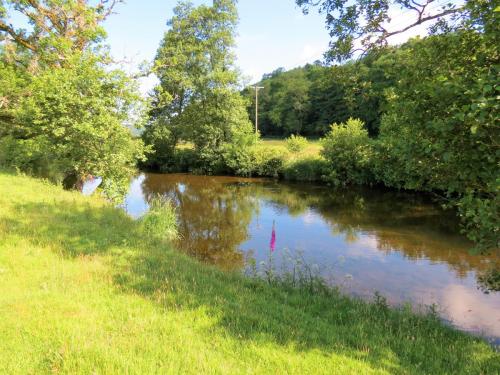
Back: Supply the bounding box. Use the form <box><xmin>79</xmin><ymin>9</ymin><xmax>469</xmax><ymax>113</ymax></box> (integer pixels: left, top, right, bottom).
<box><xmin>108</xmin><ymin>173</ymin><xmax>499</xmax><ymax>344</ymax></box>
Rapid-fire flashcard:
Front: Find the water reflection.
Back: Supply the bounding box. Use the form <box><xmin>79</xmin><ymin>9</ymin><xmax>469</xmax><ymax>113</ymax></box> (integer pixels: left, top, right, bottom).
<box><xmin>121</xmin><ymin>173</ymin><xmax>499</xmax><ymax>342</ymax></box>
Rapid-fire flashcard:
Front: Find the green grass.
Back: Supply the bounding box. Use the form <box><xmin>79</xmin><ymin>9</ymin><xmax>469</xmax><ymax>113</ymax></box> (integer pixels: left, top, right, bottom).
<box><xmin>261</xmin><ymin>137</ymin><xmax>323</xmax><ymax>157</ymax></box>
<box><xmin>175</xmin><ymin>137</ymin><xmax>323</xmax><ymax>157</ymax></box>
<box><xmin>0</xmin><ymin>171</ymin><xmax>498</xmax><ymax>374</ymax></box>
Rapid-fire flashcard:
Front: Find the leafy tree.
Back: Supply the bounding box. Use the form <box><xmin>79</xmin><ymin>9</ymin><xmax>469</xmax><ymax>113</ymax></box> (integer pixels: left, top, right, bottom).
<box><xmin>0</xmin><ymin>0</ymin><xmax>145</xmax><ymax>198</ymax></box>
<box><xmin>144</xmin><ymin>0</ymin><xmax>254</xmax><ymax>171</ymax></box>
<box><xmin>1</xmin><ymin>53</ymin><xmax>145</xmax><ymax>197</ymax></box>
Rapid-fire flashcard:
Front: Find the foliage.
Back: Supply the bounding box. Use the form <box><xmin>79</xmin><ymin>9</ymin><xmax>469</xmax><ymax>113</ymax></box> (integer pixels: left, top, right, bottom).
<box><xmin>373</xmin><ymin>27</ymin><xmax>499</xmax><ymax>252</ymax></box>
<box><xmin>0</xmin><ymin>53</ymin><xmax>146</xmax><ymax>198</ymax></box>
<box><xmin>0</xmin><ymin>53</ymin><xmax>28</xmax><ymax>129</ymax></box>
<box><xmin>457</xmin><ymin>192</ymin><xmax>499</xmax><ymax>254</ymax></box>
<box><xmin>0</xmin><ymin>0</ymin><xmax>122</xmax><ymax>68</ymax></box>
<box><xmin>321</xmin><ymin>118</ymin><xmax>374</xmax><ymax>186</ymax></box>
<box><xmin>283</xmin><ymin>156</ymin><xmax>329</xmax><ymax>182</ymax></box>
<box><xmin>169</xmin><ymin>148</ymin><xmax>199</xmax><ymax>173</ymax></box>
<box><xmin>252</xmin><ymin>146</ymin><xmax>288</xmax><ymax>178</ymax></box>
<box><xmin>254</xmin><ymin>68</ymin><xmax>311</xmax><ymax>135</ymax></box>
<box><xmin>296</xmin><ymin>0</ymin><xmax>467</xmax><ymax>62</ymax></box>
<box><xmin>221</xmin><ymin>142</ymin><xmax>256</xmax><ymax>177</ymax></box>
<box><xmin>140</xmin><ymin>195</ymin><xmax>178</xmax><ymax>241</ymax></box>
<box><xmin>0</xmin><ymin>1</ymin><xmax>145</xmax><ymax>199</ymax></box>
<box><xmin>242</xmin><ymin>53</ymin><xmax>395</xmax><ymax>138</ymax></box>
<box><xmin>1</xmin><ymin>171</ymin><xmax>499</xmax><ymax>374</ymax></box>
<box><xmin>221</xmin><ymin>144</ymin><xmax>288</xmax><ymax>178</ymax></box>
<box><xmin>144</xmin><ymin>0</ymin><xmax>254</xmax><ymax>168</ymax></box>
<box><xmin>285</xmin><ymin>134</ymin><xmax>308</xmax><ymax>153</ymax></box>
<box><xmin>477</xmin><ymin>267</ymin><xmax>500</xmax><ymax>294</ymax></box>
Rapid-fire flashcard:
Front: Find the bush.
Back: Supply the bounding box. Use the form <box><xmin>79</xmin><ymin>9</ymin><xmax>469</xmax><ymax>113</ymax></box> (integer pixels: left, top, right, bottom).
<box><xmin>222</xmin><ymin>143</ymin><xmax>256</xmax><ymax>177</ymax></box>
<box><xmin>283</xmin><ymin>156</ymin><xmax>329</xmax><ymax>182</ymax></box>
<box><xmin>321</xmin><ymin>118</ymin><xmax>374</xmax><ymax>186</ymax></box>
<box><xmin>0</xmin><ymin>136</ymin><xmax>63</xmax><ymax>181</ymax></box>
<box><xmin>285</xmin><ymin>135</ymin><xmax>308</xmax><ymax>153</ymax></box>
<box><xmin>220</xmin><ymin>144</ymin><xmax>288</xmax><ymax>178</ymax></box>
<box><xmin>253</xmin><ymin>146</ymin><xmax>288</xmax><ymax>178</ymax></box>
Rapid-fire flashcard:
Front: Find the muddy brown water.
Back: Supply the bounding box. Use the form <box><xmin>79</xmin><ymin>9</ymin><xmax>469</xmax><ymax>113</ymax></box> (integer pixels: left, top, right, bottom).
<box><xmin>86</xmin><ymin>173</ymin><xmax>500</xmax><ymax>345</ymax></box>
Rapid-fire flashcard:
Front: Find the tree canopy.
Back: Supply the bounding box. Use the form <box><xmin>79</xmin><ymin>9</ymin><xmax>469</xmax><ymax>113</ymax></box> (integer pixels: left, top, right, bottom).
<box><xmin>296</xmin><ymin>0</ymin><xmax>473</xmax><ymax>62</ymax></box>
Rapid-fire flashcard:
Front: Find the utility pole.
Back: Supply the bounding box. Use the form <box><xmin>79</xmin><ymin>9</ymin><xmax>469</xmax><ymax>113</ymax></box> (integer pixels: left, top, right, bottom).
<box><xmin>254</xmin><ymin>85</ymin><xmax>264</xmax><ymax>136</ymax></box>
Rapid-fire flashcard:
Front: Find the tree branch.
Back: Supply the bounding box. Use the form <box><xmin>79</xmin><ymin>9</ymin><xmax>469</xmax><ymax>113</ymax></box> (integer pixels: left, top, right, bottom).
<box><xmin>383</xmin><ymin>7</ymin><xmax>462</xmax><ymax>39</ymax></box>
<box><xmin>0</xmin><ymin>20</ymin><xmax>36</xmax><ymax>51</ymax></box>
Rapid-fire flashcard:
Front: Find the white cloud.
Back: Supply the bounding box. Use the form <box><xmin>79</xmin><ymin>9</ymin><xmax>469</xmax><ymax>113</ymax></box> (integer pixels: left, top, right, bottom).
<box><xmin>299</xmin><ymin>44</ymin><xmax>325</xmax><ymax>62</ymax></box>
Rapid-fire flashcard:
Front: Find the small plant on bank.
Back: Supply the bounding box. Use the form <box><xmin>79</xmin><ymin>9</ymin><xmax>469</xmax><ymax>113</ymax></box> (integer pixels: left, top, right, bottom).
<box><xmin>246</xmin><ymin>248</ymin><xmax>332</xmax><ymax>295</ymax></box>
<box><xmin>285</xmin><ymin>135</ymin><xmax>308</xmax><ymax>153</ymax></box>
<box><xmin>140</xmin><ymin>195</ymin><xmax>178</xmax><ymax>241</ymax></box>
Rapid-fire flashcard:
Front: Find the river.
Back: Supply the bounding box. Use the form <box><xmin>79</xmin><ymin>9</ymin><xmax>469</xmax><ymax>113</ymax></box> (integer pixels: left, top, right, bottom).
<box><xmin>89</xmin><ymin>173</ymin><xmax>500</xmax><ymax>345</ymax></box>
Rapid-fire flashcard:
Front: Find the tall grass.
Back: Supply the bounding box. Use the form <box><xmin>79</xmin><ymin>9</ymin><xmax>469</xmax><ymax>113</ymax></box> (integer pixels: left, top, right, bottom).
<box><xmin>139</xmin><ymin>195</ymin><xmax>178</xmax><ymax>241</ymax></box>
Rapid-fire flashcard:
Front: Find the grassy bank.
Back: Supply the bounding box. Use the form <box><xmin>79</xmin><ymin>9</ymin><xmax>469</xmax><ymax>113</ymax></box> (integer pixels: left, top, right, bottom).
<box><xmin>0</xmin><ymin>171</ymin><xmax>498</xmax><ymax>374</ymax></box>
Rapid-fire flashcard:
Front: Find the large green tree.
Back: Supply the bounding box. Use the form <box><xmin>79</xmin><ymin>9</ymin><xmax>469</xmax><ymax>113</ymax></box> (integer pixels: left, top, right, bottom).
<box><xmin>0</xmin><ymin>0</ymin><xmax>145</xmax><ymax>198</ymax></box>
<box><xmin>143</xmin><ymin>0</ymin><xmax>254</xmax><ymax>171</ymax></box>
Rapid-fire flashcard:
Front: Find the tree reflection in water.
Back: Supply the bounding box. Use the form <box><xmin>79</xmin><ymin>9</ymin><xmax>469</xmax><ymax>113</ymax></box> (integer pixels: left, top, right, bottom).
<box><xmin>141</xmin><ymin>174</ymin><xmax>261</xmax><ymax>271</ymax></box>
<box><xmin>137</xmin><ymin>173</ymin><xmax>498</xmax><ymax>289</ymax></box>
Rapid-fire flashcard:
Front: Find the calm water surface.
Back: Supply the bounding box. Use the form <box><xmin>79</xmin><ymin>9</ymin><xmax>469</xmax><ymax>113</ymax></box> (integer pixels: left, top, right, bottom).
<box><xmin>117</xmin><ymin>173</ymin><xmax>499</xmax><ymax>344</ymax></box>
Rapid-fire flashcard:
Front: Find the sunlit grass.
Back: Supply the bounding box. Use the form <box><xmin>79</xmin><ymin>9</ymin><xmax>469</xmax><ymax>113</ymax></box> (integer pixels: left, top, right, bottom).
<box><xmin>261</xmin><ymin>137</ymin><xmax>323</xmax><ymax>157</ymax></box>
<box><xmin>0</xmin><ymin>171</ymin><xmax>498</xmax><ymax>374</ymax></box>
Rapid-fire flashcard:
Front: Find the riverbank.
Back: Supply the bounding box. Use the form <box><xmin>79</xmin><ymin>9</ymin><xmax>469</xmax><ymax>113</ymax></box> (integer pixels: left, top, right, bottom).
<box><xmin>0</xmin><ymin>171</ymin><xmax>498</xmax><ymax>374</ymax></box>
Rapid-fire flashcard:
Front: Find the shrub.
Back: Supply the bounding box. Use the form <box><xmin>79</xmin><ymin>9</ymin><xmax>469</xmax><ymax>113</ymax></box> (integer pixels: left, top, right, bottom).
<box><xmin>140</xmin><ymin>195</ymin><xmax>178</xmax><ymax>241</ymax></box>
<box><xmin>283</xmin><ymin>156</ymin><xmax>329</xmax><ymax>182</ymax></box>
<box><xmin>222</xmin><ymin>143</ymin><xmax>256</xmax><ymax>177</ymax></box>
<box><xmin>253</xmin><ymin>146</ymin><xmax>288</xmax><ymax>178</ymax></box>
<box><xmin>0</xmin><ymin>136</ymin><xmax>62</xmax><ymax>181</ymax></box>
<box><xmin>285</xmin><ymin>135</ymin><xmax>308</xmax><ymax>153</ymax></box>
<box><xmin>321</xmin><ymin>118</ymin><xmax>374</xmax><ymax>186</ymax></box>
<box><xmin>192</xmin><ymin>146</ymin><xmax>227</xmax><ymax>175</ymax></box>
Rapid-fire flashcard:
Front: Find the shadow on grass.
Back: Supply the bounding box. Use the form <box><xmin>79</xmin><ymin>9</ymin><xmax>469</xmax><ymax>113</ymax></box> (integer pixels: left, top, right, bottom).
<box><xmin>5</xmin><ymin>200</ymin><xmax>499</xmax><ymax>374</ymax></box>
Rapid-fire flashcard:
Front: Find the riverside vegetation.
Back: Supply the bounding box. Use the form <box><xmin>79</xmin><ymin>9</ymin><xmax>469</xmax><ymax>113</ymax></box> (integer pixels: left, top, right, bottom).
<box><xmin>1</xmin><ymin>170</ymin><xmax>499</xmax><ymax>374</ymax></box>
<box><xmin>0</xmin><ymin>1</ymin><xmax>497</xmax><ymax>251</ymax></box>
<box><xmin>0</xmin><ymin>0</ymin><xmax>499</xmax><ymax>372</ymax></box>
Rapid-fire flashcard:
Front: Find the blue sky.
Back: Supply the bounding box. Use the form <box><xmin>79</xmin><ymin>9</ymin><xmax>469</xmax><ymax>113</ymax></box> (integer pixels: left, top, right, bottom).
<box><xmin>102</xmin><ymin>0</ymin><xmax>331</xmax><ymax>92</ymax></box>
<box><xmin>7</xmin><ymin>0</ymin><xmax>459</xmax><ymax>93</ymax></box>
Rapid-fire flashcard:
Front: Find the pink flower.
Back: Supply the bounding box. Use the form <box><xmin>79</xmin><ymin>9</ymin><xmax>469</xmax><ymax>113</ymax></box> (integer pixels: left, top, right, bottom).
<box><xmin>270</xmin><ymin>221</ymin><xmax>276</xmax><ymax>252</ymax></box>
